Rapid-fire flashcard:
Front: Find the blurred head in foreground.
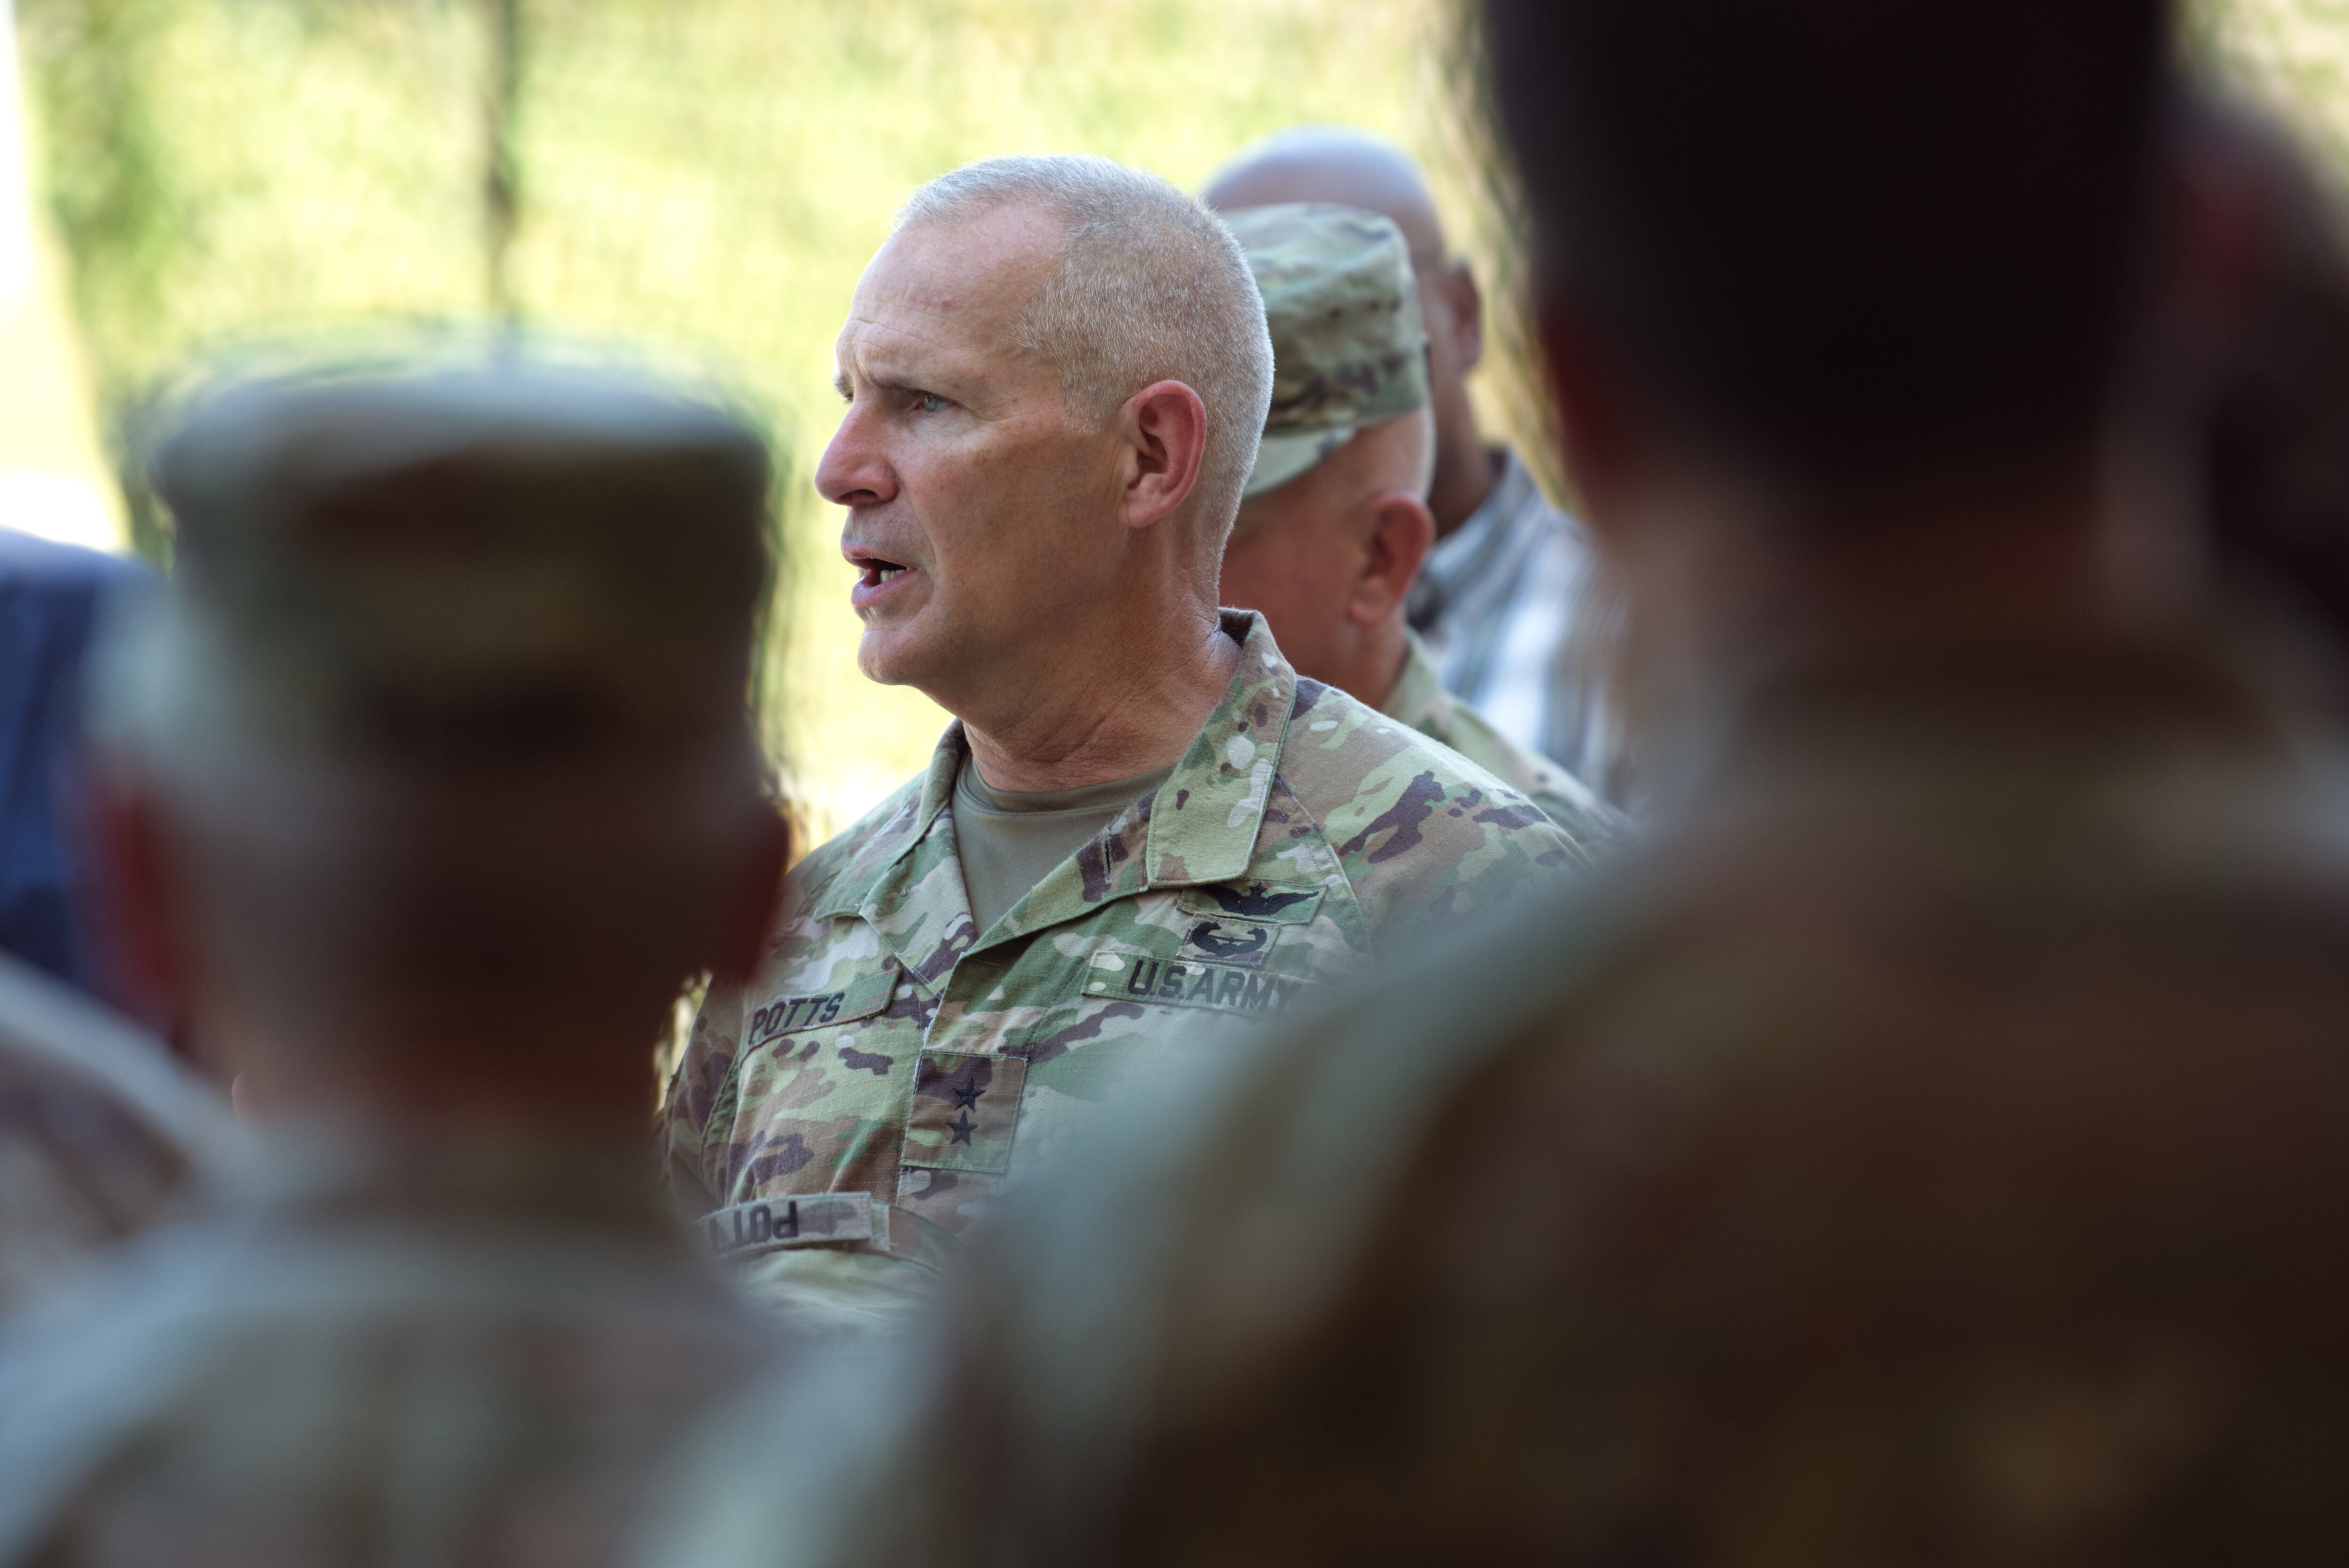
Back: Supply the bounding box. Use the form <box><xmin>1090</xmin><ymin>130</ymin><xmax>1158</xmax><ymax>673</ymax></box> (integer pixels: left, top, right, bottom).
<box><xmin>88</xmin><ymin>363</ymin><xmax>786</xmax><ymax>1134</ymax></box>
<box><xmin>1217</xmin><ymin>202</ymin><xmax>1435</xmax><ymax>704</ymax></box>
<box><xmin>0</xmin><ymin>362</ymin><xmax>792</xmax><ymax>1568</ymax></box>
<box><xmin>1497</xmin><ymin>1</ymin><xmax>2162</xmax><ymax>489</ymax></box>
<box><xmin>1491</xmin><ymin>0</ymin><xmax>2172</xmax><ymax>745</ymax></box>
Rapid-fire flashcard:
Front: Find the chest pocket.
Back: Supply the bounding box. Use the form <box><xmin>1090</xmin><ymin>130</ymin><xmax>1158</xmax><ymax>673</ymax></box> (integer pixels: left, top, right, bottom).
<box><xmin>900</xmin><ymin>1049</ymin><xmax>1028</xmax><ymax>1176</ymax></box>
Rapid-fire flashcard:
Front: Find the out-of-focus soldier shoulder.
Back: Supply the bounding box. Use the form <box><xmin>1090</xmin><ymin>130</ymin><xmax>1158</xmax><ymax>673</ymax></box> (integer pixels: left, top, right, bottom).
<box><xmin>0</xmin><ymin>954</ymin><xmax>236</xmax><ymax>1161</ymax></box>
<box><xmin>0</xmin><ymin>954</ymin><xmax>238</xmax><ymax>1312</ymax></box>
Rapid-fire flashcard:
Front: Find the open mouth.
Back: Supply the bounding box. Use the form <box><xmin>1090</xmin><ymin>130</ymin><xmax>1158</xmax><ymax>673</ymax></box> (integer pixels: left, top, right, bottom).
<box><xmin>846</xmin><ymin>545</ymin><xmax>918</xmax><ymax>608</ymax></box>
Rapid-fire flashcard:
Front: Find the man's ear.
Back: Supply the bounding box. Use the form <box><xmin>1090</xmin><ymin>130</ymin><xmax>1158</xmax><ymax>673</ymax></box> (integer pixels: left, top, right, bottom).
<box><xmin>710</xmin><ymin>802</ymin><xmax>791</xmax><ymax>987</ymax></box>
<box><xmin>80</xmin><ymin>763</ymin><xmax>187</xmax><ymax>1043</ymax></box>
<box><xmin>1118</xmin><ymin>380</ymin><xmax>1210</xmax><ymax>531</ymax></box>
<box><xmin>1349</xmin><ymin>491</ymin><xmax>1436</xmax><ymax>626</ymax></box>
<box><xmin>1447</xmin><ymin>260</ymin><xmax>1486</xmax><ymax>376</ymax></box>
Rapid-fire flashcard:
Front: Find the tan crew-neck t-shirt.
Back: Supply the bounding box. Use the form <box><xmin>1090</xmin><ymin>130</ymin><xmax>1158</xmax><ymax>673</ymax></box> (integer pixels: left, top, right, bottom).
<box><xmin>951</xmin><ymin>757</ymin><xmax>1176</xmax><ymax>939</ymax></box>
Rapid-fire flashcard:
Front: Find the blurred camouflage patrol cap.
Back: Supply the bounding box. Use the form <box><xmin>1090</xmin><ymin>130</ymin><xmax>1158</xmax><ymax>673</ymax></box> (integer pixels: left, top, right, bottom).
<box><xmin>1225</xmin><ymin>202</ymin><xmax>1429</xmax><ymax>498</ymax></box>
<box><xmin>103</xmin><ymin>361</ymin><xmax>773</xmax><ymax>776</ymax></box>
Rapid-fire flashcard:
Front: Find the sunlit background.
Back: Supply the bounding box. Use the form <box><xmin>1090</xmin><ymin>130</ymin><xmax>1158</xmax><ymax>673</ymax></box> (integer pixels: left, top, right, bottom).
<box><xmin>2</xmin><ymin>0</ymin><xmax>2342</xmax><ymax>834</ymax></box>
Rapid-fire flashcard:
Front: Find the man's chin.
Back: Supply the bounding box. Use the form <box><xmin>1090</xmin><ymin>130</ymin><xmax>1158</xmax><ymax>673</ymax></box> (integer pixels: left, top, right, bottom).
<box><xmin>855</xmin><ymin>627</ymin><xmax>933</xmax><ymax>691</ymax></box>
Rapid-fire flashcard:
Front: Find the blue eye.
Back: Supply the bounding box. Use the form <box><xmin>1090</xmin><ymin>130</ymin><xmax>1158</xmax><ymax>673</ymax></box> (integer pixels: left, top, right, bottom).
<box><xmin>915</xmin><ymin>391</ymin><xmax>946</xmax><ymax>414</ymax></box>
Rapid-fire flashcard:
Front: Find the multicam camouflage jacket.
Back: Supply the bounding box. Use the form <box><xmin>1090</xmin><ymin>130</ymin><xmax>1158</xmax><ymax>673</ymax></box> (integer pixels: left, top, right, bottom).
<box><xmin>661</xmin><ymin>611</ymin><xmax>1590</xmax><ymax>1328</ymax></box>
<box><xmin>0</xmin><ymin>1122</ymin><xmax>774</xmax><ymax>1568</ymax></box>
<box><xmin>1382</xmin><ymin>629</ymin><xmax>1633</xmax><ymax>853</ymax></box>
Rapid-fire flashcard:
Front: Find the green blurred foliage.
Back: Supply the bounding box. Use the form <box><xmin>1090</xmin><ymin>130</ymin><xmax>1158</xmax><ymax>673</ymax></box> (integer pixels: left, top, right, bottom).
<box><xmin>18</xmin><ymin>0</ymin><xmax>1539</xmax><ymax>830</ymax></box>
<box><xmin>2196</xmin><ymin>0</ymin><xmax>2349</xmax><ymax>166</ymax></box>
<box><xmin>19</xmin><ymin>0</ymin><xmax>2349</xmax><ymax>829</ymax></box>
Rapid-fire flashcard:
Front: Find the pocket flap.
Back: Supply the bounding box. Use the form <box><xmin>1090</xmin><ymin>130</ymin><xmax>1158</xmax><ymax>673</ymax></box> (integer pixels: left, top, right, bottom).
<box><xmin>837</xmin><ymin>965</ymin><xmax>901</xmax><ymax>1021</ymax></box>
<box><xmin>745</xmin><ymin>963</ymin><xmax>898</xmax><ymax>1047</ymax></box>
<box><xmin>901</xmin><ymin>1049</ymin><xmax>1027</xmax><ymax>1175</ymax></box>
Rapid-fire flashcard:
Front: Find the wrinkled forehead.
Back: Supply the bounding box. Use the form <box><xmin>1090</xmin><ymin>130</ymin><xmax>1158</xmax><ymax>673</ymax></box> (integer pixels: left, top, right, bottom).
<box><xmin>839</xmin><ymin>203</ymin><xmax>1067</xmax><ymax>371</ymax></box>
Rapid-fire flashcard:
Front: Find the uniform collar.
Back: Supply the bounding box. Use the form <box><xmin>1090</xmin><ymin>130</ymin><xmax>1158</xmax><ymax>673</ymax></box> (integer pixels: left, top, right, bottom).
<box><xmin>1378</xmin><ymin>628</ymin><xmax>1453</xmax><ymax>737</ymax></box>
<box><xmin>814</xmin><ymin>611</ymin><xmax>1301</xmax><ymax>956</ymax></box>
<box><xmin>1140</xmin><ymin>608</ymin><xmax>1298</xmax><ymax>888</ymax></box>
<box><xmin>809</xmin><ymin>731</ymin><xmax>978</xmax><ymax>981</ymax></box>
<box><xmin>804</xmin><ymin>730</ymin><xmax>964</xmax><ymax>925</ymax></box>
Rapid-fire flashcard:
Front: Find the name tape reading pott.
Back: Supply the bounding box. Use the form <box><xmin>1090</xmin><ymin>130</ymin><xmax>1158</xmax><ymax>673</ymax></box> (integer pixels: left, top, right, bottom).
<box><xmin>701</xmin><ymin>1192</ymin><xmax>878</xmax><ymax>1258</ymax></box>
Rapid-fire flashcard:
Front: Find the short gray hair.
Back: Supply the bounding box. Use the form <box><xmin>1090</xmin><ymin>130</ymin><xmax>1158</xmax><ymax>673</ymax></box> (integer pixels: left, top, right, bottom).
<box><xmin>898</xmin><ymin>155</ymin><xmax>1275</xmax><ymax>545</ymax></box>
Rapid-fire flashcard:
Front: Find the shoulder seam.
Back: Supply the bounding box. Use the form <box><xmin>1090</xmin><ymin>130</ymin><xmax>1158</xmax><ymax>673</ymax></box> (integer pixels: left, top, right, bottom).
<box><xmin>1265</xmin><ymin>768</ymin><xmax>1376</xmax><ymax>954</ymax></box>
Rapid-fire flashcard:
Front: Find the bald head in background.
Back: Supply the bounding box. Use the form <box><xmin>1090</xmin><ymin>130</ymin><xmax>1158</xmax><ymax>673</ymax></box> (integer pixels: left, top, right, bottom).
<box><xmin>1205</xmin><ymin>127</ymin><xmax>1495</xmax><ymax>536</ymax></box>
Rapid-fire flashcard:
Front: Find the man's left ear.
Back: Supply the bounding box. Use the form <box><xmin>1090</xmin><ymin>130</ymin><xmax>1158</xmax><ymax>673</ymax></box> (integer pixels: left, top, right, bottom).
<box><xmin>1119</xmin><ymin>380</ymin><xmax>1210</xmax><ymax>530</ymax></box>
<box><xmin>1352</xmin><ymin>491</ymin><xmax>1436</xmax><ymax>624</ymax></box>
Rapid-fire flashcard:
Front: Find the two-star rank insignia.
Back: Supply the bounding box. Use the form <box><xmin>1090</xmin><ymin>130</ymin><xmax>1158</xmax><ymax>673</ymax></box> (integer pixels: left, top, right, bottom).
<box><xmin>905</xmin><ymin>1048</ymin><xmax>1025</xmax><ymax>1175</ymax></box>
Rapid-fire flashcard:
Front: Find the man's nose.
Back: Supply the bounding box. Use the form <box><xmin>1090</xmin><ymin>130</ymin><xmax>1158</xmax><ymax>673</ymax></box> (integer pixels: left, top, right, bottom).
<box><xmin>816</xmin><ymin>406</ymin><xmax>896</xmax><ymax>509</ymax></box>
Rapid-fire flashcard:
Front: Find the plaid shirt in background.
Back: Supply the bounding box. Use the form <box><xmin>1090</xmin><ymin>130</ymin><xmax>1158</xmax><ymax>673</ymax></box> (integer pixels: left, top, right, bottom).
<box><xmin>1406</xmin><ymin>449</ymin><xmax>1627</xmax><ymax>807</ymax></box>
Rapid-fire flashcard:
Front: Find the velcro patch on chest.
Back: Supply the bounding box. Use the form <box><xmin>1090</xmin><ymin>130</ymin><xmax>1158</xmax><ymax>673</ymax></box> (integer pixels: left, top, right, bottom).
<box><xmin>1177</xmin><ymin>916</ymin><xmax>1276</xmax><ymax>968</ymax></box>
<box><xmin>901</xmin><ymin>1049</ymin><xmax>1027</xmax><ymax>1175</ymax></box>
<box><xmin>700</xmin><ymin>1192</ymin><xmax>878</xmax><ymax>1259</ymax></box>
<box><xmin>1080</xmin><ymin>955</ymin><xmax>1311</xmax><ymax>1018</ymax></box>
<box><xmin>745</xmin><ymin>965</ymin><xmax>899</xmax><ymax>1048</ymax></box>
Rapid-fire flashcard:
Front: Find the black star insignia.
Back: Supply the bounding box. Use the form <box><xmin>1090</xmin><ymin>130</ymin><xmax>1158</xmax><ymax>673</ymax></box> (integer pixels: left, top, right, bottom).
<box><xmin>951</xmin><ymin>1081</ymin><xmax>985</xmax><ymax>1110</ymax></box>
<box><xmin>948</xmin><ymin>1110</ymin><xmax>976</xmax><ymax>1146</ymax></box>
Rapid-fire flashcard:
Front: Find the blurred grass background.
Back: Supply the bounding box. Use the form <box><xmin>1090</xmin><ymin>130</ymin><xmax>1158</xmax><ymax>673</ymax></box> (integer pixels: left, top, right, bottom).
<box><xmin>7</xmin><ymin>0</ymin><xmax>2349</xmax><ymax>835</ymax></box>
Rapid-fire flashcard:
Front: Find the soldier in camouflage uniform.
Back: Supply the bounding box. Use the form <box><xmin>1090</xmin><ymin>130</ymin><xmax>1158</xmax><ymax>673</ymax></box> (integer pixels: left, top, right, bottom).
<box><xmin>0</xmin><ymin>948</ymin><xmax>237</xmax><ymax>1314</ymax></box>
<box><xmin>1217</xmin><ymin>202</ymin><xmax>1628</xmax><ymax>847</ymax></box>
<box><xmin>0</xmin><ymin>364</ymin><xmax>791</xmax><ymax>1568</ymax></box>
<box><xmin>1207</xmin><ymin>129</ymin><xmax>1632</xmax><ymax>805</ymax></box>
<box><xmin>662</xmin><ymin>156</ymin><xmax>1590</xmax><ymax>1332</ymax></box>
<box><xmin>645</xmin><ymin>2</ymin><xmax>2349</xmax><ymax>1564</ymax></box>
